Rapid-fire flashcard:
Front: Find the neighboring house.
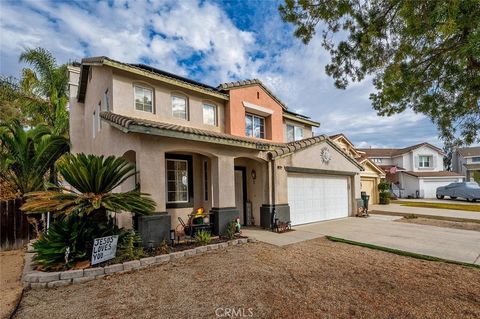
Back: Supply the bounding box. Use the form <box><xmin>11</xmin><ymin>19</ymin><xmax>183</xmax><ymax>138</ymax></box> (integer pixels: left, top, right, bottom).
<box><xmin>358</xmin><ymin>143</ymin><xmax>464</xmax><ymax>198</ymax></box>
<box><xmin>68</xmin><ymin>57</ymin><xmax>363</xmax><ymax>243</ymax></box>
<box><xmin>452</xmin><ymin>147</ymin><xmax>480</xmax><ymax>182</ymax></box>
<box><xmin>329</xmin><ymin>134</ymin><xmax>385</xmax><ymax>205</ymax></box>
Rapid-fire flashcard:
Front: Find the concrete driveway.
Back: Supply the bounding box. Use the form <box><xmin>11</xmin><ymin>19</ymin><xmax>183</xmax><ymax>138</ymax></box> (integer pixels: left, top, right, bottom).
<box><xmin>244</xmin><ymin>217</ymin><xmax>480</xmax><ymax>265</ymax></box>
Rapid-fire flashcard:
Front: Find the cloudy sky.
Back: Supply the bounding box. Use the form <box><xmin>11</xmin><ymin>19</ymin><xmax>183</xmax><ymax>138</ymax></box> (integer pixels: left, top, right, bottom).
<box><xmin>0</xmin><ymin>0</ymin><xmax>442</xmax><ymax>148</ymax></box>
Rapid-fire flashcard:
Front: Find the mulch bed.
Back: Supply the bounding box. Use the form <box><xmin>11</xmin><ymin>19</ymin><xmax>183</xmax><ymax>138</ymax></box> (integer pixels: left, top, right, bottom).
<box><xmin>15</xmin><ymin>237</ymin><xmax>480</xmax><ymax>319</ymax></box>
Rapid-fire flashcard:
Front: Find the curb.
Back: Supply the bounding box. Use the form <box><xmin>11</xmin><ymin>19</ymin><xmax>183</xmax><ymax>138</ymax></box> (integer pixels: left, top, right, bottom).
<box><xmin>370</xmin><ymin>210</ymin><xmax>480</xmax><ymax>224</ymax></box>
<box><xmin>22</xmin><ymin>237</ymin><xmax>251</xmax><ymax>289</ymax></box>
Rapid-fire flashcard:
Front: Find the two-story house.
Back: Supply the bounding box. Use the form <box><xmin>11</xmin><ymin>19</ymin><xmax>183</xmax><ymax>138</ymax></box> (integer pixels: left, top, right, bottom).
<box><xmin>358</xmin><ymin>143</ymin><xmax>464</xmax><ymax>198</ymax></box>
<box><xmin>329</xmin><ymin>134</ymin><xmax>386</xmax><ymax>205</ymax></box>
<box><xmin>68</xmin><ymin>57</ymin><xmax>363</xmax><ymax>244</ymax></box>
<box><xmin>452</xmin><ymin>147</ymin><xmax>480</xmax><ymax>182</ymax></box>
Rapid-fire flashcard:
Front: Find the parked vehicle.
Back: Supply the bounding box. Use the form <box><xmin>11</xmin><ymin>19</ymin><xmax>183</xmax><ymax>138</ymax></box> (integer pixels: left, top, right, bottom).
<box><xmin>436</xmin><ymin>182</ymin><xmax>480</xmax><ymax>202</ymax></box>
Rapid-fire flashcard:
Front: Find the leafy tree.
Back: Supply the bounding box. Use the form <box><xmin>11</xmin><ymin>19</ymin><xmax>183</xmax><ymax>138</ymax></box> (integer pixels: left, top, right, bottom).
<box><xmin>279</xmin><ymin>0</ymin><xmax>480</xmax><ymax>144</ymax></box>
<box><xmin>0</xmin><ymin>120</ymin><xmax>70</xmax><ymax>196</ymax></box>
<box><xmin>18</xmin><ymin>47</ymin><xmax>69</xmax><ymax>135</ymax></box>
<box><xmin>22</xmin><ymin>154</ymin><xmax>156</xmax><ymax>220</ymax></box>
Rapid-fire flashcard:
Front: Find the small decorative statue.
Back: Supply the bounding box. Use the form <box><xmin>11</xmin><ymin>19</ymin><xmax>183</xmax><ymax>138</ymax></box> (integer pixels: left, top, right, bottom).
<box><xmin>235</xmin><ymin>217</ymin><xmax>241</xmax><ymax>234</ymax></box>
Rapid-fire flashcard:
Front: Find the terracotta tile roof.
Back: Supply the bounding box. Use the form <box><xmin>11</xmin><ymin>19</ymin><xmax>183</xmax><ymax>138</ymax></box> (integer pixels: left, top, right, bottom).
<box><xmin>79</xmin><ymin>57</ymin><xmax>229</xmax><ymax>102</ymax></box>
<box><xmin>457</xmin><ymin>147</ymin><xmax>480</xmax><ymax>157</ymax></box>
<box><xmin>403</xmin><ymin>171</ymin><xmax>464</xmax><ymax>178</ymax></box>
<box><xmin>268</xmin><ymin>136</ymin><xmax>327</xmax><ymax>158</ymax></box>
<box><xmin>217</xmin><ymin>79</ymin><xmax>287</xmax><ymax>110</ymax></box>
<box><xmin>358</xmin><ymin>142</ymin><xmax>444</xmax><ymax>157</ymax></box>
<box><xmin>379</xmin><ymin>165</ymin><xmax>406</xmax><ymax>171</ymax></box>
<box><xmin>100</xmin><ymin>112</ymin><xmax>282</xmax><ymax>150</ymax></box>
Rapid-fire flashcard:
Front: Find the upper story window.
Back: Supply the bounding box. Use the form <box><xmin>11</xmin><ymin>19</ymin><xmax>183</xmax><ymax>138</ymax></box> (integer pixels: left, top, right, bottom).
<box><xmin>472</xmin><ymin>157</ymin><xmax>480</xmax><ymax>162</ymax></box>
<box><xmin>245</xmin><ymin>113</ymin><xmax>265</xmax><ymax>139</ymax></box>
<box><xmin>419</xmin><ymin>155</ymin><xmax>432</xmax><ymax>168</ymax></box>
<box><xmin>203</xmin><ymin>103</ymin><xmax>217</xmax><ymax>126</ymax></box>
<box><xmin>172</xmin><ymin>95</ymin><xmax>188</xmax><ymax>120</ymax></box>
<box><xmin>286</xmin><ymin>124</ymin><xmax>304</xmax><ymax>142</ymax></box>
<box><xmin>372</xmin><ymin>158</ymin><xmax>383</xmax><ymax>163</ymax></box>
<box><xmin>134</xmin><ymin>85</ymin><xmax>153</xmax><ymax>113</ymax></box>
<box><xmin>103</xmin><ymin>89</ymin><xmax>110</xmax><ymax>111</ymax></box>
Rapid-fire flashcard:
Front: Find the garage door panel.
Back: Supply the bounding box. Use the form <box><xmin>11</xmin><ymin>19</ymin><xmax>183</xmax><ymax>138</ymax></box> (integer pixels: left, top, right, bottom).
<box><xmin>423</xmin><ymin>179</ymin><xmax>459</xmax><ymax>198</ymax></box>
<box><xmin>288</xmin><ymin>174</ymin><xmax>348</xmax><ymax>225</ymax></box>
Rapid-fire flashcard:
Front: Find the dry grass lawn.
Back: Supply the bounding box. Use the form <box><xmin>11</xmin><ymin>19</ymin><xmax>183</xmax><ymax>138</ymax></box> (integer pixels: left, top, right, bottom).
<box><xmin>1</xmin><ymin>249</ymin><xmax>25</xmax><ymax>319</ymax></box>
<box><xmin>398</xmin><ymin>216</ymin><xmax>480</xmax><ymax>232</ymax></box>
<box><xmin>15</xmin><ymin>238</ymin><xmax>480</xmax><ymax>319</ymax></box>
<box><xmin>392</xmin><ymin>200</ymin><xmax>480</xmax><ymax>212</ymax></box>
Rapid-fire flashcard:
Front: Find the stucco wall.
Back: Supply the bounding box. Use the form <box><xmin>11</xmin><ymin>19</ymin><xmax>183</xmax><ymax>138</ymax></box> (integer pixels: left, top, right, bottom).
<box><xmin>399</xmin><ymin>173</ymin><xmax>420</xmax><ymax>197</ymax></box>
<box><xmin>226</xmin><ymin>85</ymin><xmax>284</xmax><ymax>142</ymax></box>
<box><xmin>410</xmin><ymin>146</ymin><xmax>444</xmax><ymax>172</ymax></box>
<box><xmin>111</xmin><ymin>70</ymin><xmax>226</xmax><ymax>133</ymax></box>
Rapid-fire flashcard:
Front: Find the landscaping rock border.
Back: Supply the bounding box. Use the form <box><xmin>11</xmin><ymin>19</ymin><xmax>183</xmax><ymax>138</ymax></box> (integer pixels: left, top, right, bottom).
<box><xmin>22</xmin><ymin>238</ymin><xmax>255</xmax><ymax>289</ymax></box>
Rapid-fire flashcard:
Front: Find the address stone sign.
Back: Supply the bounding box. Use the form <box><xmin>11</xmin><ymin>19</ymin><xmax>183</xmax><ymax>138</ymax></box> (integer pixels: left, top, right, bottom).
<box><xmin>91</xmin><ymin>235</ymin><xmax>119</xmax><ymax>265</ymax></box>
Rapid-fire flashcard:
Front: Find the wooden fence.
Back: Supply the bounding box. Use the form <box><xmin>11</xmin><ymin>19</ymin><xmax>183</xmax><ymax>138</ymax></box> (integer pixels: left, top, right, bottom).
<box><xmin>0</xmin><ymin>198</ymin><xmax>31</xmax><ymax>250</ymax></box>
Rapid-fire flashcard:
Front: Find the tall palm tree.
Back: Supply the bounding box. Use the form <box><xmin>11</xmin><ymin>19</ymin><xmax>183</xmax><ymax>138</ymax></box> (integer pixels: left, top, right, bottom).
<box><xmin>19</xmin><ymin>47</ymin><xmax>69</xmax><ymax>135</ymax></box>
<box><xmin>22</xmin><ymin>154</ymin><xmax>156</xmax><ymax>219</ymax></box>
<box><xmin>0</xmin><ymin>120</ymin><xmax>70</xmax><ymax>196</ymax></box>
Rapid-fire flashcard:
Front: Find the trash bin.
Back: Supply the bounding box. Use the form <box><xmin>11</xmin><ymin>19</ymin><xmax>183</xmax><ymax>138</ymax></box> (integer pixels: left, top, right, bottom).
<box><xmin>361</xmin><ymin>192</ymin><xmax>370</xmax><ymax>211</ymax></box>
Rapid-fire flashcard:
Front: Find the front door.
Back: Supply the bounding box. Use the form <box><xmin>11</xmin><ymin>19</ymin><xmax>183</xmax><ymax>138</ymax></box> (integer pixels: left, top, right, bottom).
<box><xmin>234</xmin><ymin>168</ymin><xmax>246</xmax><ymax>225</ymax></box>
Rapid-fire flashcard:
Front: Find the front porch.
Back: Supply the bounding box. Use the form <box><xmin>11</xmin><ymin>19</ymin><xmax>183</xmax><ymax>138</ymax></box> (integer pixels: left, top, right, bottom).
<box><xmin>117</xmin><ymin>145</ymin><xmax>274</xmax><ymax>245</ymax></box>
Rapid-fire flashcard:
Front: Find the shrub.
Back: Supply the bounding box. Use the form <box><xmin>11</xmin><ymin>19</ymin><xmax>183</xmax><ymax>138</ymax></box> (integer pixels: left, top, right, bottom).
<box><xmin>379</xmin><ymin>191</ymin><xmax>391</xmax><ymax>204</ymax></box>
<box><xmin>378</xmin><ymin>181</ymin><xmax>391</xmax><ymax>204</ymax></box>
<box><xmin>195</xmin><ymin>230</ymin><xmax>212</xmax><ymax>246</ymax></box>
<box><xmin>33</xmin><ymin>215</ymin><xmax>119</xmax><ymax>270</ymax></box>
<box><xmin>115</xmin><ymin>230</ymin><xmax>146</xmax><ymax>262</ymax></box>
<box><xmin>225</xmin><ymin>221</ymin><xmax>236</xmax><ymax>240</ymax></box>
<box><xmin>404</xmin><ymin>214</ymin><xmax>418</xmax><ymax>219</ymax></box>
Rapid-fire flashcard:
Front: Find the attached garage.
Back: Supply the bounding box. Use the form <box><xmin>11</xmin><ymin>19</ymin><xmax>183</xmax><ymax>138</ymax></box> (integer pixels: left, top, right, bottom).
<box><xmin>287</xmin><ymin>174</ymin><xmax>349</xmax><ymax>225</ymax></box>
<box><xmin>421</xmin><ymin>178</ymin><xmax>463</xmax><ymax>198</ymax></box>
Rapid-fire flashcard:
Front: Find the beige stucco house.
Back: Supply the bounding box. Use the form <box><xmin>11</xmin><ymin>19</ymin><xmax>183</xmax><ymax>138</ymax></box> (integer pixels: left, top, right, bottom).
<box><xmin>68</xmin><ymin>57</ymin><xmax>363</xmax><ymax>244</ymax></box>
<box><xmin>452</xmin><ymin>147</ymin><xmax>480</xmax><ymax>182</ymax></box>
<box><xmin>329</xmin><ymin>134</ymin><xmax>385</xmax><ymax>204</ymax></box>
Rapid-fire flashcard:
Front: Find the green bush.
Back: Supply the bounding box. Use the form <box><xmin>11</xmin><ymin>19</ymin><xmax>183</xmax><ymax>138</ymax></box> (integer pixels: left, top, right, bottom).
<box><xmin>404</xmin><ymin>214</ymin><xmax>418</xmax><ymax>219</ymax></box>
<box><xmin>33</xmin><ymin>215</ymin><xmax>119</xmax><ymax>270</ymax></box>
<box><xmin>379</xmin><ymin>191</ymin><xmax>391</xmax><ymax>204</ymax></box>
<box><xmin>378</xmin><ymin>180</ymin><xmax>391</xmax><ymax>204</ymax></box>
<box><xmin>114</xmin><ymin>230</ymin><xmax>146</xmax><ymax>262</ymax></box>
<box><xmin>225</xmin><ymin>221</ymin><xmax>236</xmax><ymax>240</ymax></box>
<box><xmin>195</xmin><ymin>230</ymin><xmax>212</xmax><ymax>246</ymax></box>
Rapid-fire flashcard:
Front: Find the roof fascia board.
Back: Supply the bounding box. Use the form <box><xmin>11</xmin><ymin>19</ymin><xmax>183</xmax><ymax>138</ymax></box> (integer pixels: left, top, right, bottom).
<box><xmin>100</xmin><ymin>59</ymin><xmax>229</xmax><ymax>101</ymax></box>
<box><xmin>282</xmin><ymin>112</ymin><xmax>320</xmax><ymax>127</ymax></box>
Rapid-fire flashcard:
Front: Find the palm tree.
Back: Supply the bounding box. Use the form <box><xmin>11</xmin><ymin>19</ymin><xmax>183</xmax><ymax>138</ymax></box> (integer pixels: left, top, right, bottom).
<box><xmin>22</xmin><ymin>154</ymin><xmax>156</xmax><ymax>219</ymax></box>
<box><xmin>19</xmin><ymin>47</ymin><xmax>69</xmax><ymax>135</ymax></box>
<box><xmin>0</xmin><ymin>120</ymin><xmax>70</xmax><ymax>196</ymax></box>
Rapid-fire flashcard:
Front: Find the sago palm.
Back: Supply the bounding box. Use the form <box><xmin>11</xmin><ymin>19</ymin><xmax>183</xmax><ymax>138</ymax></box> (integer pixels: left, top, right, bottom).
<box><xmin>22</xmin><ymin>153</ymin><xmax>156</xmax><ymax>218</ymax></box>
<box><xmin>0</xmin><ymin>120</ymin><xmax>70</xmax><ymax>196</ymax></box>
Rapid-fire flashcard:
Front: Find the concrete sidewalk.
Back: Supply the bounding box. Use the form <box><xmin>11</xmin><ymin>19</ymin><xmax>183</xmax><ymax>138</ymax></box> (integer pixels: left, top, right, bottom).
<box><xmin>371</xmin><ymin>203</ymin><xmax>480</xmax><ymax>221</ymax></box>
<box><xmin>244</xmin><ymin>217</ymin><xmax>480</xmax><ymax>264</ymax></box>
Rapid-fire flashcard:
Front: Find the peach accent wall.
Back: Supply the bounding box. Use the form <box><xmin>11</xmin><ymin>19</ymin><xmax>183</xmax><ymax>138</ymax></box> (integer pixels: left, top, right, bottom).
<box><xmin>226</xmin><ymin>85</ymin><xmax>284</xmax><ymax>143</ymax></box>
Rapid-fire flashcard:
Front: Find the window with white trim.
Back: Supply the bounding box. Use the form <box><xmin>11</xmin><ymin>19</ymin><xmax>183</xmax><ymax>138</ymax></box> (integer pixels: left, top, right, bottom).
<box><xmin>203</xmin><ymin>103</ymin><xmax>217</xmax><ymax>125</ymax></box>
<box><xmin>286</xmin><ymin>124</ymin><xmax>304</xmax><ymax>142</ymax></box>
<box><xmin>134</xmin><ymin>85</ymin><xmax>153</xmax><ymax>112</ymax></box>
<box><xmin>245</xmin><ymin>113</ymin><xmax>265</xmax><ymax>138</ymax></box>
<box><xmin>419</xmin><ymin>155</ymin><xmax>432</xmax><ymax>168</ymax></box>
<box><xmin>166</xmin><ymin>159</ymin><xmax>189</xmax><ymax>203</ymax></box>
<box><xmin>472</xmin><ymin>157</ymin><xmax>480</xmax><ymax>163</ymax></box>
<box><xmin>103</xmin><ymin>89</ymin><xmax>110</xmax><ymax>111</ymax></box>
<box><xmin>372</xmin><ymin>158</ymin><xmax>383</xmax><ymax>163</ymax></box>
<box><xmin>172</xmin><ymin>95</ymin><xmax>188</xmax><ymax>119</ymax></box>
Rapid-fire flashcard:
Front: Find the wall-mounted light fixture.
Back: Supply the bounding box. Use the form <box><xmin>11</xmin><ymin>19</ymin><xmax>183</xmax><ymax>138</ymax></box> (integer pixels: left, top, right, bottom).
<box><xmin>251</xmin><ymin>169</ymin><xmax>257</xmax><ymax>182</ymax></box>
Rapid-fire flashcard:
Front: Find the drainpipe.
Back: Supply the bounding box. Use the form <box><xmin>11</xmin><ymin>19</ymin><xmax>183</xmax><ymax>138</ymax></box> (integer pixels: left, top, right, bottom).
<box><xmin>270</xmin><ymin>156</ymin><xmax>276</xmax><ymax>230</ymax></box>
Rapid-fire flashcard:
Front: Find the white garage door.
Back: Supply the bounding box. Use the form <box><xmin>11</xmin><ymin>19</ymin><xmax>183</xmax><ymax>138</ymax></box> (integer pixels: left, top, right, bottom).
<box><xmin>422</xmin><ymin>179</ymin><xmax>459</xmax><ymax>198</ymax></box>
<box><xmin>288</xmin><ymin>174</ymin><xmax>349</xmax><ymax>225</ymax></box>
